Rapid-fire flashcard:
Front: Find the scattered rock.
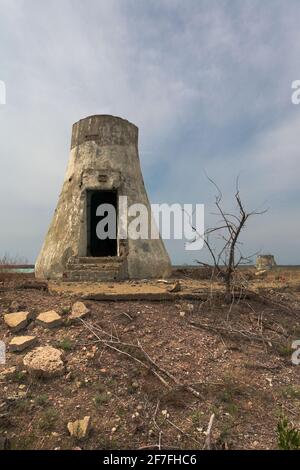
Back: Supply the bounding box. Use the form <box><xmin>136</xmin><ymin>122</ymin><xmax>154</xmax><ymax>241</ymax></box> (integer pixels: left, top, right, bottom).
<box><xmin>65</xmin><ymin>371</ymin><xmax>73</xmax><ymax>381</ymax></box>
<box><xmin>69</xmin><ymin>302</ymin><xmax>90</xmax><ymax>321</ymax></box>
<box><xmin>36</xmin><ymin>310</ymin><xmax>62</xmax><ymax>329</ymax></box>
<box><xmin>6</xmin><ymin>391</ymin><xmax>27</xmax><ymax>401</ymax></box>
<box><xmin>9</xmin><ymin>335</ymin><xmax>37</xmax><ymax>352</ymax></box>
<box><xmin>23</xmin><ymin>346</ymin><xmax>65</xmax><ymax>378</ymax></box>
<box><xmin>255</xmin><ymin>270</ymin><xmax>267</xmax><ymax>277</ymax></box>
<box><xmin>3</xmin><ymin>311</ymin><xmax>31</xmax><ymax>332</ymax></box>
<box><xmin>179</xmin><ymin>311</ymin><xmax>186</xmax><ymax>317</ymax></box>
<box><xmin>67</xmin><ymin>416</ymin><xmax>91</xmax><ymax>439</ymax></box>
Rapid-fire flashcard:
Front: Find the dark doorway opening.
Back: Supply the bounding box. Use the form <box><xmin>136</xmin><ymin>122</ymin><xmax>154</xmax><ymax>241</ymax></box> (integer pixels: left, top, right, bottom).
<box><xmin>87</xmin><ymin>190</ymin><xmax>118</xmax><ymax>257</ymax></box>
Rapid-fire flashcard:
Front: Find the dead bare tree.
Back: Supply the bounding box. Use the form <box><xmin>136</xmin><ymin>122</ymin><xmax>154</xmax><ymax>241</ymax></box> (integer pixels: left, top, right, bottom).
<box><xmin>192</xmin><ymin>176</ymin><xmax>267</xmax><ymax>302</ymax></box>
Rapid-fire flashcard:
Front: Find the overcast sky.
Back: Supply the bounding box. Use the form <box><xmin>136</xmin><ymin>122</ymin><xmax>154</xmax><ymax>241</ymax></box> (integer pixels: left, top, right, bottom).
<box><xmin>0</xmin><ymin>0</ymin><xmax>300</xmax><ymax>265</ymax></box>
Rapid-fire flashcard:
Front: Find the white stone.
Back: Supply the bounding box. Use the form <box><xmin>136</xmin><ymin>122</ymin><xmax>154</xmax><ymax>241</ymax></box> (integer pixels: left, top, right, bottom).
<box><xmin>67</xmin><ymin>416</ymin><xmax>91</xmax><ymax>439</ymax></box>
<box><xmin>36</xmin><ymin>311</ymin><xmax>62</xmax><ymax>328</ymax></box>
<box><xmin>23</xmin><ymin>346</ymin><xmax>65</xmax><ymax>377</ymax></box>
<box><xmin>3</xmin><ymin>312</ymin><xmax>31</xmax><ymax>332</ymax></box>
<box><xmin>69</xmin><ymin>302</ymin><xmax>89</xmax><ymax>321</ymax></box>
<box><xmin>9</xmin><ymin>336</ymin><xmax>37</xmax><ymax>352</ymax></box>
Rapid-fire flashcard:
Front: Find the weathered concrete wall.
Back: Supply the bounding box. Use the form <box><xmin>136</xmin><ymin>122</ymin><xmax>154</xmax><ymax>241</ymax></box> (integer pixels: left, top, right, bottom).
<box><xmin>35</xmin><ymin>115</ymin><xmax>172</xmax><ymax>280</ymax></box>
<box><xmin>256</xmin><ymin>255</ymin><xmax>277</xmax><ymax>271</ymax></box>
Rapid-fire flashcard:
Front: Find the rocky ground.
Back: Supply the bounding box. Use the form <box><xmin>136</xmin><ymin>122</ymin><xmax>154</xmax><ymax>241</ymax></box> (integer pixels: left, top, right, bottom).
<box><xmin>1</xmin><ymin>269</ymin><xmax>300</xmax><ymax>450</ymax></box>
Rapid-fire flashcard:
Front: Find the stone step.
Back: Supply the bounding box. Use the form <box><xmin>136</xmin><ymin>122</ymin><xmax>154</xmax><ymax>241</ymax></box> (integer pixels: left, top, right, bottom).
<box><xmin>69</xmin><ymin>256</ymin><xmax>124</xmax><ymax>265</ymax></box>
<box><xmin>63</xmin><ymin>269</ymin><xmax>119</xmax><ymax>282</ymax></box>
<box><xmin>66</xmin><ymin>263</ymin><xmax>120</xmax><ymax>271</ymax></box>
<box><xmin>64</xmin><ymin>256</ymin><xmax>125</xmax><ymax>282</ymax></box>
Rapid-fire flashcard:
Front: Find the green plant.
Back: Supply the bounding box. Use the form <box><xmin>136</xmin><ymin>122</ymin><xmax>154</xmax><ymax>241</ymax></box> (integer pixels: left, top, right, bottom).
<box><xmin>277</xmin><ymin>417</ymin><xmax>300</xmax><ymax>450</ymax></box>
<box><xmin>94</xmin><ymin>392</ymin><xmax>109</xmax><ymax>407</ymax></box>
<box><xmin>12</xmin><ymin>432</ymin><xmax>36</xmax><ymax>450</ymax></box>
<box><xmin>15</xmin><ymin>398</ymin><xmax>30</xmax><ymax>412</ymax></box>
<box><xmin>61</xmin><ymin>306</ymin><xmax>71</xmax><ymax>315</ymax></box>
<box><xmin>116</xmin><ymin>406</ymin><xmax>126</xmax><ymax>417</ymax></box>
<box><xmin>35</xmin><ymin>394</ymin><xmax>49</xmax><ymax>406</ymax></box>
<box><xmin>57</xmin><ymin>338</ymin><xmax>73</xmax><ymax>351</ymax></box>
<box><xmin>11</xmin><ymin>370</ymin><xmax>27</xmax><ymax>383</ymax></box>
<box><xmin>215</xmin><ymin>375</ymin><xmax>245</xmax><ymax>416</ymax></box>
<box><xmin>224</xmin><ymin>400</ymin><xmax>239</xmax><ymax>416</ymax></box>
<box><xmin>191</xmin><ymin>409</ymin><xmax>203</xmax><ymax>427</ymax></box>
<box><xmin>281</xmin><ymin>385</ymin><xmax>300</xmax><ymax>400</ymax></box>
<box><xmin>106</xmin><ymin>377</ymin><xmax>118</xmax><ymax>388</ymax></box>
<box><xmin>126</xmin><ymin>379</ymin><xmax>140</xmax><ymax>395</ymax></box>
<box><xmin>38</xmin><ymin>408</ymin><xmax>59</xmax><ymax>431</ymax></box>
<box><xmin>215</xmin><ymin>423</ymin><xmax>233</xmax><ymax>450</ymax></box>
<box><xmin>276</xmin><ymin>343</ymin><xmax>293</xmax><ymax>358</ymax></box>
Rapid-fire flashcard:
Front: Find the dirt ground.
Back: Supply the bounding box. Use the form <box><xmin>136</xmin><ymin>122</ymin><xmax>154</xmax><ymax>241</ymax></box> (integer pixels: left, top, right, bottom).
<box><xmin>1</xmin><ymin>267</ymin><xmax>300</xmax><ymax>450</ymax></box>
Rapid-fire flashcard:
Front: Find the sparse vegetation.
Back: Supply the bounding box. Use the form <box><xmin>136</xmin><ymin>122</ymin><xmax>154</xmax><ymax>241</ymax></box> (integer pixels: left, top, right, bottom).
<box><xmin>14</xmin><ymin>398</ymin><xmax>30</xmax><ymax>413</ymax></box>
<box><xmin>38</xmin><ymin>408</ymin><xmax>59</xmax><ymax>432</ymax></box>
<box><xmin>216</xmin><ymin>374</ymin><xmax>247</xmax><ymax>416</ymax></box>
<box><xmin>277</xmin><ymin>417</ymin><xmax>300</xmax><ymax>450</ymax></box>
<box><xmin>61</xmin><ymin>306</ymin><xmax>71</xmax><ymax>315</ymax></box>
<box><xmin>35</xmin><ymin>394</ymin><xmax>49</xmax><ymax>406</ymax></box>
<box><xmin>2</xmin><ymin>266</ymin><xmax>300</xmax><ymax>449</ymax></box>
<box><xmin>275</xmin><ymin>342</ymin><xmax>294</xmax><ymax>358</ymax></box>
<box><xmin>94</xmin><ymin>392</ymin><xmax>110</xmax><ymax>407</ymax></box>
<box><xmin>191</xmin><ymin>409</ymin><xmax>203</xmax><ymax>428</ymax></box>
<box><xmin>281</xmin><ymin>385</ymin><xmax>300</xmax><ymax>400</ymax></box>
<box><xmin>12</xmin><ymin>432</ymin><xmax>36</xmax><ymax>450</ymax></box>
<box><xmin>57</xmin><ymin>338</ymin><xmax>73</xmax><ymax>351</ymax></box>
<box><xmin>0</xmin><ymin>253</ymin><xmax>28</xmax><ymax>267</ymax></box>
<box><xmin>11</xmin><ymin>370</ymin><xmax>27</xmax><ymax>383</ymax></box>
<box><xmin>0</xmin><ymin>253</ymin><xmax>32</xmax><ymax>281</ymax></box>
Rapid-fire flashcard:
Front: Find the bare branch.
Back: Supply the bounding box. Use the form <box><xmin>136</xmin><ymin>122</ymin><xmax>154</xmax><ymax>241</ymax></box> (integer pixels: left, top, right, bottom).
<box><xmin>192</xmin><ymin>175</ymin><xmax>268</xmax><ymax>301</ymax></box>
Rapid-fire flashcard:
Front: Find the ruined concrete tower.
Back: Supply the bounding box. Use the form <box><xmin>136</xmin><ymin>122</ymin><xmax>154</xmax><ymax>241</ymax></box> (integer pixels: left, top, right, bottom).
<box><xmin>255</xmin><ymin>255</ymin><xmax>277</xmax><ymax>271</ymax></box>
<box><xmin>35</xmin><ymin>115</ymin><xmax>171</xmax><ymax>281</ymax></box>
